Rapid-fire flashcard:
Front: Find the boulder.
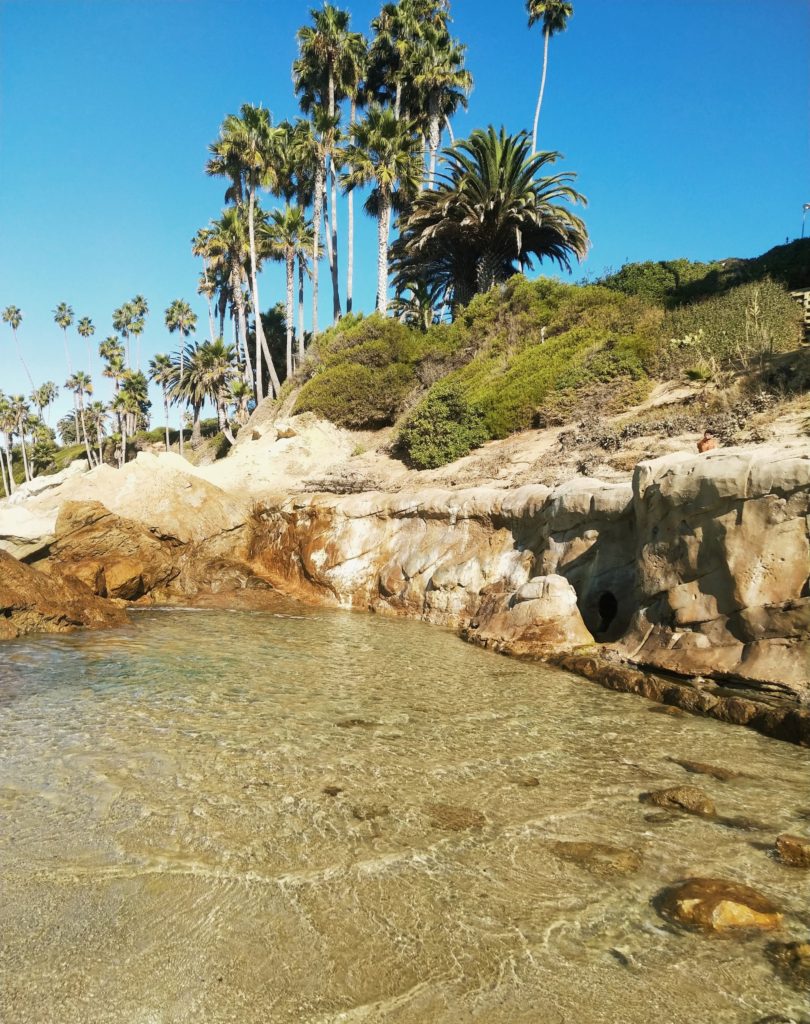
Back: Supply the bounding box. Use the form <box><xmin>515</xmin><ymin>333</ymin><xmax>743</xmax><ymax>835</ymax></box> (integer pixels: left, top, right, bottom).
<box><xmin>0</xmin><ymin>503</ymin><xmax>57</xmax><ymax>559</ymax></box>
<box><xmin>656</xmin><ymin>877</ymin><xmax>783</xmax><ymax>934</ymax></box>
<box><xmin>775</xmin><ymin>833</ymin><xmax>810</xmax><ymax>868</ymax></box>
<box><xmin>640</xmin><ymin>785</ymin><xmax>716</xmax><ymax>817</ymax></box>
<box><xmin>0</xmin><ymin>548</ymin><xmax>126</xmax><ymax>640</ymax></box>
<box><xmin>463</xmin><ymin>574</ymin><xmax>594</xmax><ymax>655</ymax></box>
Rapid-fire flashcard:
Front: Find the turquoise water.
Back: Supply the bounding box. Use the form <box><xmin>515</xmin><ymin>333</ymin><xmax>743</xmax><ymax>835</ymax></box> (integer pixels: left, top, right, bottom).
<box><xmin>0</xmin><ymin>601</ymin><xmax>807</xmax><ymax>1023</ymax></box>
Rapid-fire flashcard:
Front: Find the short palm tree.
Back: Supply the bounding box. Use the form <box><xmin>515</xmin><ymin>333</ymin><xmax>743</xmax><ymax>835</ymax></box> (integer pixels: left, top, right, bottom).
<box><xmin>54</xmin><ymin>302</ymin><xmax>75</xmax><ymax>375</ymax></box>
<box><xmin>30</xmin><ymin>381</ymin><xmax>58</xmax><ymax>423</ymax></box>
<box><xmin>9</xmin><ymin>395</ymin><xmax>32</xmax><ymax>482</ymax></box>
<box><xmin>164</xmin><ymin>299</ymin><xmax>197</xmax><ymax>456</ymax></box>
<box><xmin>527</xmin><ymin>0</ymin><xmax>573</xmax><ymax>151</ymax></box>
<box><xmin>2</xmin><ymin>306</ymin><xmax>34</xmax><ymax>390</ymax></box>
<box><xmin>66</xmin><ymin>371</ymin><xmax>95</xmax><ymax>467</ymax></box>
<box><xmin>264</xmin><ymin>205</ymin><xmax>315</xmax><ymax>375</ymax></box>
<box><xmin>342</xmin><ymin>105</ymin><xmax>423</xmax><ymax>313</ymax></box>
<box><xmin>392</xmin><ymin>126</ymin><xmax>588</xmax><ymax>311</ymax></box>
<box><xmin>86</xmin><ymin>400</ymin><xmax>108</xmax><ymax>465</ymax></box>
<box><xmin>148</xmin><ymin>353</ymin><xmax>174</xmax><ymax>452</ymax></box>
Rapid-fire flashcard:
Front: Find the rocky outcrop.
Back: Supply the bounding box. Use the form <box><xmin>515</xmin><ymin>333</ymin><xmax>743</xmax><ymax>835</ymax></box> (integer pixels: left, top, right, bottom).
<box><xmin>0</xmin><ymin>548</ymin><xmax>126</xmax><ymax>639</ymax></box>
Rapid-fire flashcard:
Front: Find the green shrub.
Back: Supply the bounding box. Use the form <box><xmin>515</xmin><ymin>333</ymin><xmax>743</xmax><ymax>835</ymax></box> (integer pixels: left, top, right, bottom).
<box><xmin>658</xmin><ymin>279</ymin><xmax>803</xmax><ymax>378</ymax></box>
<box><xmin>295</xmin><ymin>361</ymin><xmax>414</xmax><ymax>428</ymax></box>
<box><xmin>398</xmin><ymin>381</ymin><xmax>488</xmax><ymax>469</ymax></box>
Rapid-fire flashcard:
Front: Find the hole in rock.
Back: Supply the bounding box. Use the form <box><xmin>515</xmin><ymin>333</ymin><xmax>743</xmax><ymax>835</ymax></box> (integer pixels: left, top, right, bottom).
<box><xmin>597</xmin><ymin>591</ymin><xmax>619</xmax><ymax>634</ymax></box>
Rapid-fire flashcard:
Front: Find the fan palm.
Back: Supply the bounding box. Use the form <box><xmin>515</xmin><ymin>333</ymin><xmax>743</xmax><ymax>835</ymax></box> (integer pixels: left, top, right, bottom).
<box><xmin>342</xmin><ymin>105</ymin><xmax>423</xmax><ymax>313</ymax></box>
<box><xmin>112</xmin><ymin>302</ymin><xmax>134</xmax><ymax>367</ymax></box>
<box><xmin>164</xmin><ymin>299</ymin><xmax>197</xmax><ymax>456</ymax></box>
<box><xmin>30</xmin><ymin>382</ymin><xmax>58</xmax><ymax>424</ymax></box>
<box><xmin>392</xmin><ymin>127</ymin><xmax>588</xmax><ymax>311</ymax></box>
<box><xmin>2</xmin><ymin>306</ymin><xmax>34</xmax><ymax>390</ymax></box>
<box><xmin>77</xmin><ymin>316</ymin><xmax>95</xmax><ymax>371</ymax></box>
<box><xmin>66</xmin><ymin>371</ymin><xmax>95</xmax><ymax>467</ymax></box>
<box><xmin>148</xmin><ymin>353</ymin><xmax>174</xmax><ymax>452</ymax></box>
<box><xmin>54</xmin><ymin>302</ymin><xmax>75</xmax><ymax>375</ymax></box>
<box><xmin>86</xmin><ymin>401</ymin><xmax>108</xmax><ymax>465</ymax></box>
<box><xmin>527</xmin><ymin>0</ymin><xmax>573</xmax><ymax>151</ymax></box>
<box><xmin>0</xmin><ymin>393</ymin><xmax>15</xmax><ymax>494</ymax></box>
<box><xmin>264</xmin><ymin>205</ymin><xmax>315</xmax><ymax>375</ymax></box>
<box><xmin>9</xmin><ymin>395</ymin><xmax>32</xmax><ymax>482</ymax></box>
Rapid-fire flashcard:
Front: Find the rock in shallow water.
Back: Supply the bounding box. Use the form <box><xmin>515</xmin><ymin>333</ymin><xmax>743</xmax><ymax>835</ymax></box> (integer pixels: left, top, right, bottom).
<box><xmin>640</xmin><ymin>785</ymin><xmax>716</xmax><ymax>817</ymax></box>
<box><xmin>775</xmin><ymin>833</ymin><xmax>810</xmax><ymax>868</ymax></box>
<box><xmin>548</xmin><ymin>841</ymin><xmax>642</xmax><ymax>877</ymax></box>
<box><xmin>767</xmin><ymin>940</ymin><xmax>810</xmax><ymax>991</ymax></box>
<box><xmin>666</xmin><ymin>757</ymin><xmax>742</xmax><ymax>781</ymax></box>
<box><xmin>656</xmin><ymin>877</ymin><xmax>783</xmax><ymax>934</ymax></box>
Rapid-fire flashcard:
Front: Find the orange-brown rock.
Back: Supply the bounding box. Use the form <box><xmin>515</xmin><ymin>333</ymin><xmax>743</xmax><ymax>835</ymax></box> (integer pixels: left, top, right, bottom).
<box><xmin>0</xmin><ymin>548</ymin><xmax>126</xmax><ymax>640</ymax></box>
<box><xmin>640</xmin><ymin>785</ymin><xmax>716</xmax><ymax>817</ymax></box>
<box><xmin>775</xmin><ymin>833</ymin><xmax>810</xmax><ymax>868</ymax></box>
<box><xmin>656</xmin><ymin>877</ymin><xmax>783</xmax><ymax>934</ymax></box>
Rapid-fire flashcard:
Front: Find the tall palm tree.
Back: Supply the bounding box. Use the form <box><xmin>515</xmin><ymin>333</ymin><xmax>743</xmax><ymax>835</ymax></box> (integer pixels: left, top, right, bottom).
<box><xmin>148</xmin><ymin>353</ymin><xmax>174</xmax><ymax>452</ymax></box>
<box><xmin>410</xmin><ymin>25</ymin><xmax>472</xmax><ymax>187</ymax></box>
<box><xmin>338</xmin><ymin>31</ymin><xmax>368</xmax><ymax>315</ymax></box>
<box><xmin>77</xmin><ymin>316</ymin><xmax>95</xmax><ymax>371</ymax></box>
<box><xmin>291</xmin><ymin>117</ymin><xmax>328</xmax><ymax>337</ymax></box>
<box><xmin>295</xmin><ymin>4</ymin><xmax>360</xmax><ymax>324</ymax></box>
<box><xmin>343</xmin><ymin>104</ymin><xmax>423</xmax><ymax>313</ymax></box>
<box><xmin>207</xmin><ymin>104</ymin><xmax>280</xmax><ymax>400</ymax></box>
<box><xmin>527</xmin><ymin>0</ymin><xmax>573</xmax><ymax>151</ymax></box>
<box><xmin>129</xmin><ymin>296</ymin><xmax>149</xmax><ymax>371</ymax></box>
<box><xmin>30</xmin><ymin>382</ymin><xmax>58</xmax><ymax>424</ymax></box>
<box><xmin>66</xmin><ymin>371</ymin><xmax>96</xmax><ymax>467</ymax></box>
<box><xmin>112</xmin><ymin>302</ymin><xmax>134</xmax><ymax>367</ymax></box>
<box><xmin>53</xmin><ymin>302</ymin><xmax>75</xmax><ymax>375</ymax></box>
<box><xmin>2</xmin><ymin>306</ymin><xmax>34</xmax><ymax>390</ymax></box>
<box><xmin>192</xmin><ymin>227</ymin><xmax>219</xmax><ymax>342</ymax></box>
<box><xmin>0</xmin><ymin>393</ymin><xmax>15</xmax><ymax>495</ymax></box>
<box><xmin>164</xmin><ymin>299</ymin><xmax>197</xmax><ymax>457</ymax></box>
<box><xmin>391</xmin><ymin>127</ymin><xmax>588</xmax><ymax>310</ymax></box>
<box><xmin>230</xmin><ymin>379</ymin><xmax>252</xmax><ymax>426</ymax></box>
<box><xmin>113</xmin><ymin>370</ymin><xmax>150</xmax><ymax>467</ymax></box>
<box><xmin>9</xmin><ymin>395</ymin><xmax>32</xmax><ymax>482</ymax></box>
<box><xmin>264</xmin><ymin>205</ymin><xmax>315</xmax><ymax>376</ymax></box>
<box><xmin>86</xmin><ymin>401</ymin><xmax>108</xmax><ymax>465</ymax></box>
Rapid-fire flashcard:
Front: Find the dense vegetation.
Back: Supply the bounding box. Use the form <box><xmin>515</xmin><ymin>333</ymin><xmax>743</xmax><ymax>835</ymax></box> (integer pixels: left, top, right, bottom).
<box><xmin>294</xmin><ymin>259</ymin><xmax>805</xmax><ymax>469</ymax></box>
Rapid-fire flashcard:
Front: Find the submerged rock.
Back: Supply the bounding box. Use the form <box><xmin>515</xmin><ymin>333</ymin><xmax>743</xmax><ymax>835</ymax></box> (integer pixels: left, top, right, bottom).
<box><xmin>666</xmin><ymin>757</ymin><xmax>742</xmax><ymax>781</ymax></box>
<box><xmin>775</xmin><ymin>833</ymin><xmax>810</xmax><ymax>868</ymax></box>
<box><xmin>640</xmin><ymin>786</ymin><xmax>716</xmax><ymax>817</ymax></box>
<box><xmin>427</xmin><ymin>803</ymin><xmax>486</xmax><ymax>831</ymax></box>
<box><xmin>548</xmin><ymin>841</ymin><xmax>642</xmax><ymax>877</ymax></box>
<box><xmin>767</xmin><ymin>940</ymin><xmax>810</xmax><ymax>991</ymax></box>
<box><xmin>656</xmin><ymin>877</ymin><xmax>783</xmax><ymax>934</ymax></box>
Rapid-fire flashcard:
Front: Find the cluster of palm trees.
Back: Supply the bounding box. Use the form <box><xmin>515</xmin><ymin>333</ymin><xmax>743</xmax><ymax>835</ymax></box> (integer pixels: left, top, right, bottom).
<box><xmin>1</xmin><ymin>0</ymin><xmax>584</xmax><ymax>494</ymax></box>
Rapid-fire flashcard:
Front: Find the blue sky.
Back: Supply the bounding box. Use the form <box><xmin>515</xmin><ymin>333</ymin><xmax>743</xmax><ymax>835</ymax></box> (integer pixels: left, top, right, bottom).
<box><xmin>0</xmin><ymin>0</ymin><xmax>808</xmax><ymax>422</ymax></box>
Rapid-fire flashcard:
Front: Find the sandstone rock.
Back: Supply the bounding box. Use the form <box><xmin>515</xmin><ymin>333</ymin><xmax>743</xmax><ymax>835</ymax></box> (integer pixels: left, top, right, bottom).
<box><xmin>655</xmin><ymin>877</ymin><xmax>783</xmax><ymax>933</ymax></box>
<box><xmin>463</xmin><ymin>575</ymin><xmax>594</xmax><ymax>655</ymax></box>
<box><xmin>767</xmin><ymin>940</ymin><xmax>810</xmax><ymax>991</ymax></box>
<box><xmin>548</xmin><ymin>841</ymin><xmax>642</xmax><ymax>877</ymax></box>
<box><xmin>666</xmin><ymin>757</ymin><xmax>742</xmax><ymax>781</ymax></box>
<box><xmin>640</xmin><ymin>785</ymin><xmax>716</xmax><ymax>817</ymax></box>
<box><xmin>775</xmin><ymin>833</ymin><xmax>810</xmax><ymax>868</ymax></box>
<box><xmin>0</xmin><ymin>548</ymin><xmax>126</xmax><ymax>640</ymax></box>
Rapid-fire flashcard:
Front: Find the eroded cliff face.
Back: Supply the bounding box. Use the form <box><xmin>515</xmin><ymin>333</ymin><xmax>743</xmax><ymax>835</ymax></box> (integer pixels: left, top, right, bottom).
<box><xmin>248</xmin><ymin>444</ymin><xmax>810</xmax><ymax>702</ymax></box>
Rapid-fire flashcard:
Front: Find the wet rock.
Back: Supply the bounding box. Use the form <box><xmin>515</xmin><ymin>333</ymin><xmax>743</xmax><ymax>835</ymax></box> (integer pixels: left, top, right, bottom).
<box><xmin>666</xmin><ymin>756</ymin><xmax>742</xmax><ymax>781</ymax></box>
<box><xmin>775</xmin><ymin>833</ymin><xmax>810</xmax><ymax>868</ymax></box>
<box><xmin>322</xmin><ymin>786</ymin><xmax>343</xmax><ymax>798</ymax></box>
<box><xmin>640</xmin><ymin>785</ymin><xmax>716</xmax><ymax>817</ymax></box>
<box><xmin>549</xmin><ymin>841</ymin><xmax>642</xmax><ymax>877</ymax></box>
<box><xmin>644</xmin><ymin>812</ymin><xmax>676</xmax><ymax>824</ymax></box>
<box><xmin>715</xmin><ymin>814</ymin><xmax>775</xmax><ymax>832</ymax></box>
<box><xmin>508</xmin><ymin>773</ymin><xmax>540</xmax><ymax>788</ymax></box>
<box><xmin>767</xmin><ymin>940</ymin><xmax>810</xmax><ymax>992</ymax></box>
<box><xmin>0</xmin><ymin>548</ymin><xmax>126</xmax><ymax>640</ymax></box>
<box><xmin>655</xmin><ymin>877</ymin><xmax>783</xmax><ymax>934</ymax></box>
<box><xmin>427</xmin><ymin>803</ymin><xmax>486</xmax><ymax>831</ymax></box>
<box><xmin>649</xmin><ymin>704</ymin><xmax>685</xmax><ymax>717</ymax></box>
<box><xmin>335</xmin><ymin>718</ymin><xmax>379</xmax><ymax>730</ymax></box>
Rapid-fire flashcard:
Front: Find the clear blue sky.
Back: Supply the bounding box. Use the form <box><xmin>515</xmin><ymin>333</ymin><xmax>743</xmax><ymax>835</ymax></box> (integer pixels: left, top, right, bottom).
<box><xmin>1</xmin><ymin>0</ymin><xmax>808</xmax><ymax>423</ymax></box>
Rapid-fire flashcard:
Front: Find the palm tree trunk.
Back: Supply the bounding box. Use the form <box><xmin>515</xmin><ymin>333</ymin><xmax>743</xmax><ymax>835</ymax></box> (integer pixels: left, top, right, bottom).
<box><xmin>3</xmin><ymin>438</ymin><xmax>15</xmax><ymax>493</ymax></box>
<box><xmin>218</xmin><ymin>290</ymin><xmax>227</xmax><ymax>340</ymax></box>
<box><xmin>191</xmin><ymin>403</ymin><xmax>202</xmax><ymax>449</ymax></box>
<box><xmin>286</xmin><ymin>248</ymin><xmax>295</xmax><ymax>380</ymax></box>
<box><xmin>298</xmin><ymin>254</ymin><xmax>306</xmax><ymax>364</ymax></box>
<box><xmin>97</xmin><ymin>423</ymin><xmax>103</xmax><ymax>466</ymax></box>
<box><xmin>232</xmin><ymin>269</ymin><xmax>254</xmax><ymax>398</ymax></box>
<box><xmin>79</xmin><ymin>401</ymin><xmax>95</xmax><ymax>468</ymax></box>
<box><xmin>247</xmin><ymin>188</ymin><xmax>265</xmax><ymax>404</ymax></box>
<box><xmin>19</xmin><ymin>428</ymin><xmax>31</xmax><ymax>482</ymax></box>
<box><xmin>394</xmin><ymin>81</ymin><xmax>402</xmax><ymax>120</ymax></box>
<box><xmin>0</xmin><ymin>445</ymin><xmax>9</xmax><ymax>497</ymax></box>
<box><xmin>163</xmin><ymin>388</ymin><xmax>170</xmax><ymax>452</ymax></box>
<box><xmin>12</xmin><ymin>329</ymin><xmax>34</xmax><ymax>390</ymax></box>
<box><xmin>178</xmin><ymin>349</ymin><xmax>185</xmax><ymax>457</ymax></box>
<box><xmin>347</xmin><ymin>99</ymin><xmax>356</xmax><ymax>315</ymax></box>
<box><xmin>329</xmin><ymin>157</ymin><xmax>341</xmax><ymax>322</ymax></box>
<box><xmin>120</xmin><ymin>416</ymin><xmax>127</xmax><ymax>467</ymax></box>
<box><xmin>445</xmin><ymin>116</ymin><xmax>455</xmax><ymax>144</ymax></box>
<box><xmin>428</xmin><ymin>104</ymin><xmax>441</xmax><ymax>188</ymax></box>
<box><xmin>242</xmin><ymin>267</ymin><xmax>281</xmax><ymax>399</ymax></box>
<box><xmin>312</xmin><ymin>161</ymin><xmax>324</xmax><ymax>336</ymax></box>
<box><xmin>377</xmin><ymin>194</ymin><xmax>392</xmax><ymax>314</ymax></box>
<box><xmin>532</xmin><ymin>28</ymin><xmax>551</xmax><ymax>152</ymax></box>
<box><xmin>62</xmin><ymin>327</ymin><xmax>73</xmax><ymax>375</ymax></box>
<box><xmin>72</xmin><ymin>395</ymin><xmax>80</xmax><ymax>444</ymax></box>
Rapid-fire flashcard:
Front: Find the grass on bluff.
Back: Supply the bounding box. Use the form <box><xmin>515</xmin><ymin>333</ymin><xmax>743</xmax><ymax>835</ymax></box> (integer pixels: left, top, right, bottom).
<box><xmin>292</xmin><ymin>261</ymin><xmax>806</xmax><ymax>469</ymax></box>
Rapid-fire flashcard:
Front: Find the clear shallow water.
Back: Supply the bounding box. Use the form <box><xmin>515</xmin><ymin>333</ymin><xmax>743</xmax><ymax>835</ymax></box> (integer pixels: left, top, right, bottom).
<box><xmin>0</xmin><ymin>601</ymin><xmax>807</xmax><ymax>1024</ymax></box>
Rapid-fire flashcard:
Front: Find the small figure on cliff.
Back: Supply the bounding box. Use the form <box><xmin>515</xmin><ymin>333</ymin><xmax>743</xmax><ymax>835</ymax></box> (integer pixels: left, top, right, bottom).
<box><xmin>697</xmin><ymin>430</ymin><xmax>717</xmax><ymax>453</ymax></box>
